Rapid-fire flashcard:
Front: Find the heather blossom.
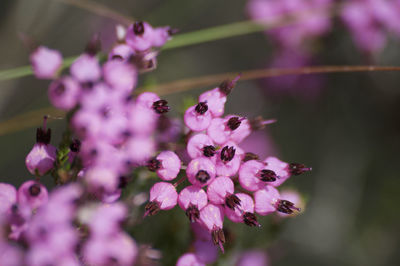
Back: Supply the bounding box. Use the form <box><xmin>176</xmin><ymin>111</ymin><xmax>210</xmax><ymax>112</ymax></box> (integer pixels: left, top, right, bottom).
<box><xmin>0</xmin><ymin>16</ymin><xmax>314</xmax><ymax>266</ymax></box>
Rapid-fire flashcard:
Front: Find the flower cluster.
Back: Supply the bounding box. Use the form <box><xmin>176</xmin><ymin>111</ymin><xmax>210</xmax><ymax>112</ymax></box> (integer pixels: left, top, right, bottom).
<box><xmin>143</xmin><ymin>75</ymin><xmax>311</xmax><ymax>261</ymax></box>
<box><xmin>0</xmin><ymin>18</ymin><xmax>311</xmax><ymax>266</ymax></box>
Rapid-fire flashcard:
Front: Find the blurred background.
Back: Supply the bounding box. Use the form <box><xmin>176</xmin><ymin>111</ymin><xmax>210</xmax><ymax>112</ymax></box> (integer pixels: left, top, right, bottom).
<box><xmin>0</xmin><ymin>0</ymin><xmax>400</xmax><ymax>265</ymax></box>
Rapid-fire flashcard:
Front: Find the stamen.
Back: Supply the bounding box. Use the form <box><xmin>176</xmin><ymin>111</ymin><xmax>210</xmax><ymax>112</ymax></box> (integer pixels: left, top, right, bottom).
<box><xmin>202</xmin><ymin>145</ymin><xmax>216</xmax><ymax>157</ymax></box>
<box><xmin>288</xmin><ymin>163</ymin><xmax>312</xmax><ymax>176</ymax></box>
<box><xmin>220</xmin><ymin>146</ymin><xmax>236</xmax><ymax>162</ymax></box>
<box><xmin>152</xmin><ymin>100</ymin><xmax>170</xmax><ymax>114</ymax></box>
<box><xmin>185</xmin><ymin>204</ymin><xmax>200</xmax><ymax>222</ymax></box>
<box><xmin>146</xmin><ymin>158</ymin><xmax>161</xmax><ymax>171</ymax></box>
<box><xmin>195</xmin><ymin>102</ymin><xmax>208</xmax><ymax>115</ymax></box>
<box><xmin>144</xmin><ymin>201</ymin><xmax>160</xmax><ymax>217</ymax></box>
<box><xmin>225</xmin><ymin>194</ymin><xmax>241</xmax><ymax>209</ymax></box>
<box><xmin>133</xmin><ymin>21</ymin><xmax>145</xmax><ymax>35</ymax></box>
<box><xmin>195</xmin><ymin>170</ymin><xmax>210</xmax><ymax>183</ymax></box>
<box><xmin>29</xmin><ymin>184</ymin><xmax>41</xmax><ymax>197</ymax></box>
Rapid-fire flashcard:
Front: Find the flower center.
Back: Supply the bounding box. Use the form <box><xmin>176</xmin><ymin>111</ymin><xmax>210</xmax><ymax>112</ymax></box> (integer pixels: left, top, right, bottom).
<box><xmin>195</xmin><ymin>102</ymin><xmax>208</xmax><ymax>115</ymax></box>
<box><xmin>195</xmin><ymin>170</ymin><xmax>210</xmax><ymax>183</ymax></box>
<box><xmin>220</xmin><ymin>146</ymin><xmax>236</xmax><ymax>162</ymax></box>
<box><xmin>152</xmin><ymin>100</ymin><xmax>170</xmax><ymax>114</ymax></box>
<box><xmin>29</xmin><ymin>184</ymin><xmax>41</xmax><ymax>197</ymax></box>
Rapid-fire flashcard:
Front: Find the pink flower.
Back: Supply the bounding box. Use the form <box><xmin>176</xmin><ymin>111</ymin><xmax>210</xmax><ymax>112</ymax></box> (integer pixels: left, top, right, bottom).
<box><xmin>102</xmin><ymin>60</ymin><xmax>137</xmax><ymax>94</ymax></box>
<box><xmin>186</xmin><ymin>133</ymin><xmax>216</xmax><ymax>159</ymax></box>
<box><xmin>0</xmin><ymin>183</ymin><xmax>17</xmax><ymax>214</ymax></box>
<box><xmin>144</xmin><ymin>182</ymin><xmax>178</xmax><ymax>217</ymax></box>
<box><xmin>70</xmin><ymin>54</ymin><xmax>101</xmax><ymax>83</ymax></box>
<box><xmin>186</xmin><ymin>158</ymin><xmax>216</xmax><ymax>187</ymax></box>
<box><xmin>254</xmin><ymin>186</ymin><xmax>300</xmax><ymax>216</ymax></box>
<box><xmin>224</xmin><ymin>193</ymin><xmax>259</xmax><ymax>227</ymax></box>
<box><xmin>17</xmin><ymin>180</ymin><xmax>48</xmax><ymax>210</ymax></box>
<box><xmin>126</xmin><ymin>21</ymin><xmax>155</xmax><ymax>52</ymax></box>
<box><xmin>177</xmin><ymin>253</ymin><xmax>205</xmax><ymax>266</ymax></box>
<box><xmin>207</xmin><ymin>176</ymin><xmax>240</xmax><ymax>209</ymax></box>
<box><xmin>199</xmin><ymin>204</ymin><xmax>225</xmax><ymax>252</ymax></box>
<box><xmin>184</xmin><ymin>102</ymin><xmax>212</xmax><ymax>132</ymax></box>
<box><xmin>48</xmin><ymin>77</ymin><xmax>80</xmax><ymax>110</ymax></box>
<box><xmin>30</xmin><ymin>46</ymin><xmax>62</xmax><ymax>79</ymax></box>
<box><xmin>108</xmin><ymin>44</ymin><xmax>134</xmax><ymax>61</ymax></box>
<box><xmin>239</xmin><ymin>160</ymin><xmax>277</xmax><ymax>192</ymax></box>
<box><xmin>178</xmin><ymin>185</ymin><xmax>208</xmax><ymax>222</ymax></box>
<box><xmin>155</xmin><ymin>151</ymin><xmax>181</xmax><ymax>181</ymax></box>
<box><xmin>85</xmin><ymin>166</ymin><xmax>119</xmax><ymax>196</ymax></box>
<box><xmin>215</xmin><ymin>142</ymin><xmax>244</xmax><ymax>177</ymax></box>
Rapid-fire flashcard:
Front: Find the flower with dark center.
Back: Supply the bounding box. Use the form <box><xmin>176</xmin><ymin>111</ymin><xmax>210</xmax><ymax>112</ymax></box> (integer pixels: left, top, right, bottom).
<box><xmin>152</xmin><ymin>100</ymin><xmax>170</xmax><ymax>114</ymax></box>
<box><xmin>146</xmin><ymin>158</ymin><xmax>161</xmax><ymax>172</ymax></box>
<box><xmin>185</xmin><ymin>204</ymin><xmax>200</xmax><ymax>222</ymax></box>
<box><xmin>288</xmin><ymin>163</ymin><xmax>312</xmax><ymax>175</ymax></box>
<box><xmin>133</xmin><ymin>21</ymin><xmax>145</xmax><ymax>35</ymax></box>
<box><xmin>225</xmin><ymin>194</ymin><xmax>241</xmax><ymax>210</ymax></box>
<box><xmin>29</xmin><ymin>183</ymin><xmax>41</xmax><ymax>197</ymax></box>
<box><xmin>195</xmin><ymin>102</ymin><xmax>208</xmax><ymax>115</ymax></box>
<box><xmin>69</xmin><ymin>139</ymin><xmax>81</xmax><ymax>153</ymax></box>
<box><xmin>276</xmin><ymin>199</ymin><xmax>301</xmax><ymax>214</ymax></box>
<box><xmin>243</xmin><ymin>212</ymin><xmax>260</xmax><ymax>227</ymax></box>
<box><xmin>144</xmin><ymin>201</ymin><xmax>160</xmax><ymax>217</ymax></box>
<box><xmin>243</xmin><ymin>152</ymin><xmax>259</xmax><ymax>162</ymax></box>
<box><xmin>202</xmin><ymin>145</ymin><xmax>216</xmax><ymax>157</ymax></box>
<box><xmin>257</xmin><ymin>169</ymin><xmax>277</xmax><ymax>182</ymax></box>
<box><xmin>195</xmin><ymin>170</ymin><xmax>210</xmax><ymax>183</ymax></box>
<box><xmin>227</xmin><ymin>117</ymin><xmax>241</xmax><ymax>131</ymax></box>
<box><xmin>220</xmin><ymin>146</ymin><xmax>236</xmax><ymax>162</ymax></box>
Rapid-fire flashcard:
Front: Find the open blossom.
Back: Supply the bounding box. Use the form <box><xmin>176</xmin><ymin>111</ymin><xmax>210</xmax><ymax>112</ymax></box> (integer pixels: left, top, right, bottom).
<box><xmin>30</xmin><ymin>46</ymin><xmax>63</xmax><ymax>79</ymax></box>
<box><xmin>147</xmin><ymin>151</ymin><xmax>181</xmax><ymax>181</ymax></box>
<box><xmin>144</xmin><ymin>182</ymin><xmax>178</xmax><ymax>217</ymax></box>
<box><xmin>187</xmin><ymin>157</ymin><xmax>216</xmax><ymax>187</ymax></box>
<box><xmin>184</xmin><ymin>102</ymin><xmax>212</xmax><ymax>132</ymax></box>
<box><xmin>48</xmin><ymin>77</ymin><xmax>80</xmax><ymax>110</ymax></box>
<box><xmin>178</xmin><ymin>185</ymin><xmax>208</xmax><ymax>222</ymax></box>
<box><xmin>17</xmin><ymin>180</ymin><xmax>48</xmax><ymax>210</ymax></box>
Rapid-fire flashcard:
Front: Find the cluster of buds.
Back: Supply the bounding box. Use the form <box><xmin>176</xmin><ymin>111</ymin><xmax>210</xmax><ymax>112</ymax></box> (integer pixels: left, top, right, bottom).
<box><xmin>0</xmin><ymin>18</ymin><xmax>311</xmax><ymax>266</ymax></box>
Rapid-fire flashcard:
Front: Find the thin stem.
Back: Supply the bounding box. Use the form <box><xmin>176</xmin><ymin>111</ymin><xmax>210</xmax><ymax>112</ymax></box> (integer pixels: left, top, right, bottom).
<box><xmin>54</xmin><ymin>0</ymin><xmax>134</xmax><ymax>25</ymax></box>
<box><xmin>1</xmin><ymin>65</ymin><xmax>400</xmax><ymax>136</ymax></box>
<box><xmin>0</xmin><ymin>5</ymin><xmax>339</xmax><ymax>82</ymax></box>
<box><xmin>143</xmin><ymin>65</ymin><xmax>400</xmax><ymax>96</ymax></box>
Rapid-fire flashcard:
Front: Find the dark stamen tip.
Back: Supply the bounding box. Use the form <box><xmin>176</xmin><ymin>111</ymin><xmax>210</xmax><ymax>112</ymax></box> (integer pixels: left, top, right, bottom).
<box><xmin>146</xmin><ymin>158</ymin><xmax>161</xmax><ymax>172</ymax></box>
<box><xmin>29</xmin><ymin>183</ymin><xmax>41</xmax><ymax>197</ymax></box>
<box><xmin>195</xmin><ymin>102</ymin><xmax>208</xmax><ymax>115</ymax></box>
<box><xmin>152</xmin><ymin>99</ymin><xmax>170</xmax><ymax>114</ymax></box>
<box><xmin>202</xmin><ymin>145</ymin><xmax>216</xmax><ymax>157</ymax></box>
<box><xmin>195</xmin><ymin>170</ymin><xmax>210</xmax><ymax>184</ymax></box>
<box><xmin>133</xmin><ymin>21</ymin><xmax>145</xmax><ymax>35</ymax></box>
<box><xmin>227</xmin><ymin>117</ymin><xmax>242</xmax><ymax>131</ymax></box>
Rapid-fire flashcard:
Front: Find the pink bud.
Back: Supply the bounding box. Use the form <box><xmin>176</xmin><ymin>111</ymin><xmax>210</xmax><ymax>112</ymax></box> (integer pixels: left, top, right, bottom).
<box><xmin>30</xmin><ymin>46</ymin><xmax>62</xmax><ymax>79</ymax></box>
<box><xmin>17</xmin><ymin>180</ymin><xmax>48</xmax><ymax>210</ymax></box>
<box><xmin>198</xmin><ymin>88</ymin><xmax>227</xmax><ymax>118</ymax></box>
<box><xmin>145</xmin><ymin>182</ymin><xmax>178</xmax><ymax>217</ymax></box>
<box><xmin>124</xmin><ymin>136</ymin><xmax>155</xmax><ymax>165</ymax></box>
<box><xmin>177</xmin><ymin>253</ymin><xmax>205</xmax><ymax>266</ymax></box>
<box><xmin>128</xmin><ymin>105</ymin><xmax>158</xmax><ymax>135</ymax></box>
<box><xmin>225</xmin><ymin>193</ymin><xmax>259</xmax><ymax>227</ymax></box>
<box><xmin>254</xmin><ymin>186</ymin><xmax>280</xmax><ymax>216</ymax></box>
<box><xmin>85</xmin><ymin>167</ymin><xmax>119</xmax><ymax>195</ymax></box>
<box><xmin>103</xmin><ymin>60</ymin><xmax>137</xmax><ymax>94</ymax></box>
<box><xmin>155</xmin><ymin>151</ymin><xmax>181</xmax><ymax>181</ymax></box>
<box><xmin>70</xmin><ymin>54</ymin><xmax>101</xmax><ymax>83</ymax></box>
<box><xmin>207</xmin><ymin>176</ymin><xmax>234</xmax><ymax>205</ymax></box>
<box><xmin>199</xmin><ymin>204</ymin><xmax>225</xmax><ymax>252</ymax></box>
<box><xmin>263</xmin><ymin>156</ymin><xmax>290</xmax><ymax>187</ymax></box>
<box><xmin>178</xmin><ymin>185</ymin><xmax>208</xmax><ymax>222</ymax></box>
<box><xmin>25</xmin><ymin>143</ymin><xmax>57</xmax><ymax>176</ymax></box>
<box><xmin>0</xmin><ymin>183</ymin><xmax>17</xmax><ymax>214</ymax></box>
<box><xmin>108</xmin><ymin>44</ymin><xmax>134</xmax><ymax>61</ymax></box>
<box><xmin>238</xmin><ymin>160</ymin><xmax>268</xmax><ymax>192</ymax></box>
<box><xmin>126</xmin><ymin>21</ymin><xmax>155</xmax><ymax>52</ymax></box>
<box><xmin>187</xmin><ymin>133</ymin><xmax>216</xmax><ymax>159</ymax></box>
<box><xmin>184</xmin><ymin>103</ymin><xmax>212</xmax><ymax>132</ymax></box>
<box><xmin>48</xmin><ymin>77</ymin><xmax>80</xmax><ymax>110</ymax></box>
<box><xmin>187</xmin><ymin>158</ymin><xmax>216</xmax><ymax>187</ymax></box>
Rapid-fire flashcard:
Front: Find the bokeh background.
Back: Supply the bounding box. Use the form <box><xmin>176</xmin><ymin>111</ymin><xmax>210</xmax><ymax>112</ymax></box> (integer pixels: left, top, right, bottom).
<box><xmin>0</xmin><ymin>0</ymin><xmax>400</xmax><ymax>265</ymax></box>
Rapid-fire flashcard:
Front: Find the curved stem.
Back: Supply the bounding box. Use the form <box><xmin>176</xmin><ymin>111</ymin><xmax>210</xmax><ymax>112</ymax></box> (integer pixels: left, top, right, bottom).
<box><xmin>1</xmin><ymin>64</ymin><xmax>400</xmax><ymax>136</ymax></box>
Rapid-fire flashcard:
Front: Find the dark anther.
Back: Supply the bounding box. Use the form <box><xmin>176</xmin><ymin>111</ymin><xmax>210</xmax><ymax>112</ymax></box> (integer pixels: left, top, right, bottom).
<box><xmin>211</xmin><ymin>227</ymin><xmax>226</xmax><ymax>251</ymax></box>
<box><xmin>118</xmin><ymin>176</ymin><xmax>128</xmax><ymax>189</ymax></box>
<box><xmin>146</xmin><ymin>158</ymin><xmax>161</xmax><ymax>172</ymax></box>
<box><xmin>36</xmin><ymin>127</ymin><xmax>51</xmax><ymax>144</ymax></box>
<box><xmin>276</xmin><ymin>200</ymin><xmax>301</xmax><ymax>214</ymax></box>
<box><xmin>185</xmin><ymin>204</ymin><xmax>200</xmax><ymax>222</ymax></box>
<box><xmin>85</xmin><ymin>34</ymin><xmax>101</xmax><ymax>56</ymax></box>
<box><xmin>218</xmin><ymin>74</ymin><xmax>240</xmax><ymax>96</ymax></box>
<box><xmin>195</xmin><ymin>102</ymin><xmax>208</xmax><ymax>115</ymax></box>
<box><xmin>54</xmin><ymin>82</ymin><xmax>66</xmax><ymax>95</ymax></box>
<box><xmin>220</xmin><ymin>146</ymin><xmax>236</xmax><ymax>162</ymax></box>
<box><xmin>167</xmin><ymin>28</ymin><xmax>179</xmax><ymax>36</ymax></box>
<box><xmin>195</xmin><ymin>170</ymin><xmax>210</xmax><ymax>184</ymax></box>
<box><xmin>203</xmin><ymin>145</ymin><xmax>216</xmax><ymax>157</ymax></box>
<box><xmin>29</xmin><ymin>184</ymin><xmax>41</xmax><ymax>197</ymax></box>
<box><xmin>257</xmin><ymin>169</ymin><xmax>277</xmax><ymax>182</ymax></box>
<box><xmin>152</xmin><ymin>100</ymin><xmax>170</xmax><ymax>114</ymax></box>
<box><xmin>81</xmin><ymin>81</ymin><xmax>94</xmax><ymax>90</ymax></box>
<box><xmin>111</xmin><ymin>54</ymin><xmax>124</xmax><ymax>61</ymax></box>
<box><xmin>288</xmin><ymin>163</ymin><xmax>312</xmax><ymax>176</ymax></box>
<box><xmin>133</xmin><ymin>21</ymin><xmax>145</xmax><ymax>35</ymax></box>
<box><xmin>144</xmin><ymin>201</ymin><xmax>160</xmax><ymax>217</ymax></box>
<box><xmin>249</xmin><ymin>116</ymin><xmax>265</xmax><ymax>131</ymax></box>
<box><xmin>69</xmin><ymin>139</ymin><xmax>81</xmax><ymax>153</ymax></box>
<box><xmin>227</xmin><ymin>117</ymin><xmax>241</xmax><ymax>131</ymax></box>
<box><xmin>243</xmin><ymin>152</ymin><xmax>259</xmax><ymax>162</ymax></box>
<box><xmin>243</xmin><ymin>212</ymin><xmax>260</xmax><ymax>227</ymax></box>
<box><xmin>225</xmin><ymin>194</ymin><xmax>241</xmax><ymax>210</ymax></box>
